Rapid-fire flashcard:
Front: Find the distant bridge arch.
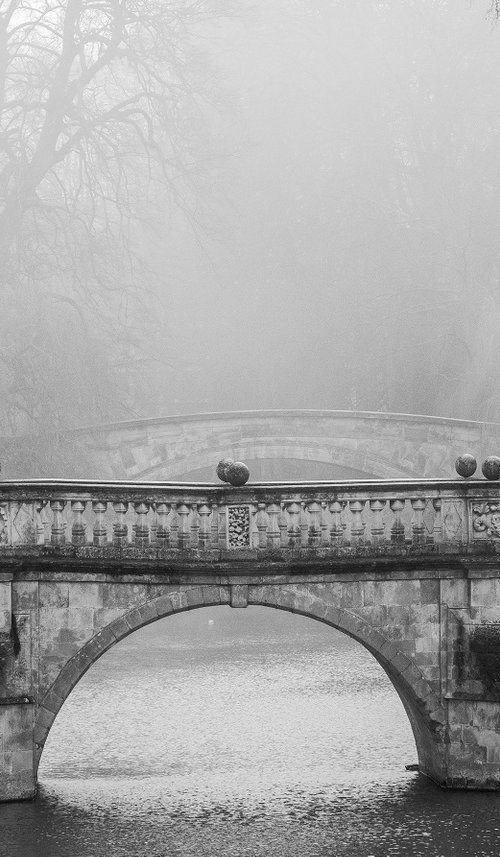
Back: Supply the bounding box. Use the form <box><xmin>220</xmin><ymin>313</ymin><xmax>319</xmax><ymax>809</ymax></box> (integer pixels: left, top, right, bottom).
<box><xmin>70</xmin><ymin>409</ymin><xmax>500</xmax><ymax>481</ymax></box>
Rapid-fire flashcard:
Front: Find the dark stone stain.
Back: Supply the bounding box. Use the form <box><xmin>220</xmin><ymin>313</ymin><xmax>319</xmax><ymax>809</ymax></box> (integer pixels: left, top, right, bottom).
<box><xmin>10</xmin><ymin>613</ymin><xmax>20</xmax><ymax>657</ymax></box>
<box><xmin>469</xmin><ymin>624</ymin><xmax>500</xmax><ymax>695</ymax></box>
<box><xmin>454</xmin><ymin>618</ymin><xmax>467</xmax><ymax>687</ymax></box>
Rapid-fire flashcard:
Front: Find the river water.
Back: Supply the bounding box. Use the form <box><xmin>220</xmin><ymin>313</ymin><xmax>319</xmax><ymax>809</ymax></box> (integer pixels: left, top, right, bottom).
<box><xmin>1</xmin><ymin>607</ymin><xmax>500</xmax><ymax>857</ymax></box>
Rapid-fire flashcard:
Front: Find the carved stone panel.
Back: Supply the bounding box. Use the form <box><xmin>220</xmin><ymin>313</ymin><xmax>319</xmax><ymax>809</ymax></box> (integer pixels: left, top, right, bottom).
<box><xmin>226</xmin><ymin>505</ymin><xmax>251</xmax><ymax>549</ymax></box>
<box><xmin>442</xmin><ymin>499</ymin><xmax>464</xmax><ymax>540</ymax></box>
<box><xmin>472</xmin><ymin>501</ymin><xmax>500</xmax><ymax>539</ymax></box>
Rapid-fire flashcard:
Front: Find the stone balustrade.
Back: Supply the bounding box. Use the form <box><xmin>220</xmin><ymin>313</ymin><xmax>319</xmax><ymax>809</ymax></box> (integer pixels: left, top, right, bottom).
<box><xmin>0</xmin><ymin>478</ymin><xmax>499</xmax><ymax>562</ymax></box>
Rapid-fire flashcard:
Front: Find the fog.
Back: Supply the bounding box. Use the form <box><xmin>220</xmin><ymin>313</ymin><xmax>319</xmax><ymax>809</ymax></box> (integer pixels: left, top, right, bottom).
<box><xmin>1</xmin><ymin>0</ymin><xmax>500</xmax><ymax>471</ymax></box>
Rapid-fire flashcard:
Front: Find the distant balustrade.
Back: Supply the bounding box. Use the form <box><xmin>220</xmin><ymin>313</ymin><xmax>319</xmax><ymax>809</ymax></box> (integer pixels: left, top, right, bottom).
<box><xmin>0</xmin><ymin>479</ymin><xmax>499</xmax><ymax>562</ymax></box>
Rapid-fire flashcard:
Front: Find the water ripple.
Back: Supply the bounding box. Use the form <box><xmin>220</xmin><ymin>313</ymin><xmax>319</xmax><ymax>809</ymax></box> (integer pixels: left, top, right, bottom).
<box><xmin>1</xmin><ymin>609</ymin><xmax>500</xmax><ymax>857</ymax></box>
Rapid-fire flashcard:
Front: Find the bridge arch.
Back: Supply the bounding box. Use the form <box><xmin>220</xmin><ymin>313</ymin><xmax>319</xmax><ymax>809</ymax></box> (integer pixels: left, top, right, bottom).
<box><xmin>136</xmin><ymin>440</ymin><xmax>387</xmax><ymax>481</ymax></box>
<box><xmin>34</xmin><ymin>584</ymin><xmax>446</xmax><ymax>786</ymax></box>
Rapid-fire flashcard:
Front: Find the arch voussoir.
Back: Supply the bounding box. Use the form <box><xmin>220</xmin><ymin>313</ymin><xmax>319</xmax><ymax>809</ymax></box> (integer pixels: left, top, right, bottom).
<box><xmin>305</xmin><ymin>600</ymin><xmax>331</xmax><ymax>620</ymax></box>
<box><xmin>184</xmin><ymin>586</ymin><xmax>205</xmax><ymax>608</ymax></box>
<box><xmin>123</xmin><ymin>600</ymin><xmax>160</xmax><ymax>630</ymax></box>
<box><xmin>168</xmin><ymin>590</ymin><xmax>190</xmax><ymax>611</ymax></box>
<box><xmin>321</xmin><ymin>605</ymin><xmax>344</xmax><ymax>626</ymax></box>
<box><xmin>109</xmin><ymin>613</ymin><xmax>136</xmax><ymax>640</ymax></box>
<box><xmin>151</xmin><ymin>595</ymin><xmax>175</xmax><ymax>616</ymax></box>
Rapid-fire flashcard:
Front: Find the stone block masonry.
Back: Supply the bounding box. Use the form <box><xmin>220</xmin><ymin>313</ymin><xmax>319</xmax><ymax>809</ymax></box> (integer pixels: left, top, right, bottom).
<box><xmin>0</xmin><ymin>476</ymin><xmax>500</xmax><ymax>798</ymax></box>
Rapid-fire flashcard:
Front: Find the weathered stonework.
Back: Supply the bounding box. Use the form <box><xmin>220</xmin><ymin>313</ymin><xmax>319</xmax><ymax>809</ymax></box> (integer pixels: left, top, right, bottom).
<box><xmin>2</xmin><ymin>477</ymin><xmax>500</xmax><ymax>799</ymax></box>
<box><xmin>0</xmin><ymin>566</ymin><xmax>498</xmax><ymax>800</ymax></box>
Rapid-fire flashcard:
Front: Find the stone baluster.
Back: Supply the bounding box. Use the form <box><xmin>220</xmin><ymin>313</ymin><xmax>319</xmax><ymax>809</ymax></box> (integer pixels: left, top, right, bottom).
<box><xmin>71</xmin><ymin>500</ymin><xmax>87</xmax><ymax>546</ymax></box>
<box><xmin>267</xmin><ymin>503</ymin><xmax>281</xmax><ymax>550</ymax></box>
<box><xmin>112</xmin><ymin>501</ymin><xmax>128</xmax><ymax>547</ymax></box>
<box><xmin>432</xmin><ymin>498</ymin><xmax>443</xmax><ymax>544</ymax></box>
<box><xmin>169</xmin><ymin>506</ymin><xmax>179</xmax><ymax>548</ymax></box>
<box><xmin>150</xmin><ymin>504</ymin><xmax>158</xmax><ymax>545</ymax></box>
<box><xmin>211</xmin><ymin>502</ymin><xmax>219</xmax><ymax>547</ymax></box>
<box><xmin>307</xmin><ymin>501</ymin><xmax>321</xmax><ymax>547</ymax></box>
<box><xmin>0</xmin><ymin>501</ymin><xmax>10</xmax><ymax>545</ymax></box>
<box><xmin>341</xmin><ymin>501</ymin><xmax>349</xmax><ymax>540</ymax></box>
<box><xmin>156</xmin><ymin>502</ymin><xmax>171</xmax><ymax>547</ymax></box>
<box><xmin>278</xmin><ymin>503</ymin><xmax>289</xmax><ymax>547</ymax></box>
<box><xmin>176</xmin><ymin>504</ymin><xmax>190</xmax><ymax>549</ymax></box>
<box><xmin>390</xmin><ymin>499</ymin><xmax>406</xmax><ymax>544</ymax></box>
<box><xmin>256</xmin><ymin>503</ymin><xmax>269</xmax><ymax>548</ymax></box>
<box><xmin>320</xmin><ymin>502</ymin><xmax>330</xmax><ymax>546</ymax></box>
<box><xmin>35</xmin><ymin>500</ymin><xmax>47</xmax><ymax>545</ymax></box>
<box><xmin>218</xmin><ymin>506</ymin><xmax>226</xmax><ymax>549</ymax></box>
<box><xmin>42</xmin><ymin>504</ymin><xmax>51</xmax><ymax>544</ymax></box>
<box><xmin>198</xmin><ymin>504</ymin><xmax>212</xmax><ymax>551</ymax></box>
<box><xmin>349</xmin><ymin>500</ymin><xmax>366</xmax><ymax>545</ymax></box>
<box><xmin>190</xmin><ymin>503</ymin><xmax>200</xmax><ymax>548</ymax></box>
<box><xmin>410</xmin><ymin>498</ymin><xmax>426</xmax><ymax>545</ymax></box>
<box><xmin>133</xmin><ymin>502</ymin><xmax>150</xmax><ymax>546</ymax></box>
<box><xmin>300</xmin><ymin>503</ymin><xmax>309</xmax><ymax>547</ymax></box>
<box><xmin>50</xmin><ymin>500</ymin><xmax>66</xmax><ymax>545</ymax></box>
<box><xmin>92</xmin><ymin>500</ymin><xmax>108</xmax><ymax>546</ymax></box>
<box><xmin>369</xmin><ymin>499</ymin><xmax>386</xmax><ymax>544</ymax></box>
<box><xmin>329</xmin><ymin>501</ymin><xmax>344</xmax><ymax>547</ymax></box>
<box><xmin>287</xmin><ymin>502</ymin><xmax>301</xmax><ymax>548</ymax></box>
<box><xmin>8</xmin><ymin>502</ymin><xmax>20</xmax><ymax>544</ymax></box>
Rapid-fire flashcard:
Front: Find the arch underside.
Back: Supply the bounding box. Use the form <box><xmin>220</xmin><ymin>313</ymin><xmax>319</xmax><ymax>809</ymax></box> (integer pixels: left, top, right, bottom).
<box><xmin>34</xmin><ymin>585</ymin><xmax>447</xmax><ymax>786</ymax></box>
<box><xmin>132</xmin><ymin>440</ymin><xmax>424</xmax><ymax>481</ymax></box>
<box><xmin>173</xmin><ymin>455</ymin><xmax>377</xmax><ymax>482</ymax></box>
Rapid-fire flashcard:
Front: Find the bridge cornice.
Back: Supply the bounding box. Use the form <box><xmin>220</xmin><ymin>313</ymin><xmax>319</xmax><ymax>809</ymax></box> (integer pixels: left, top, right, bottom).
<box><xmin>65</xmin><ymin>408</ymin><xmax>500</xmax><ymax>436</ymax></box>
<box><xmin>0</xmin><ymin>476</ymin><xmax>496</xmax><ymax>493</ymax></box>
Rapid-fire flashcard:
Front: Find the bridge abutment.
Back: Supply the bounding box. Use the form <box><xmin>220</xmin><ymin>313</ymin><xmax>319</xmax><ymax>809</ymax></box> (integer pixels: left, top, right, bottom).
<box><xmin>445</xmin><ymin>700</ymin><xmax>500</xmax><ymax>788</ymax></box>
<box><xmin>0</xmin><ymin>702</ymin><xmax>36</xmax><ymax>801</ymax></box>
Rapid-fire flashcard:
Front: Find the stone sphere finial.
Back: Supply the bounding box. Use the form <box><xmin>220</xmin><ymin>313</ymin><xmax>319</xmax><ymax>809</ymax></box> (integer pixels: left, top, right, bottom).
<box><xmin>455</xmin><ymin>454</ymin><xmax>477</xmax><ymax>478</ymax></box>
<box><xmin>226</xmin><ymin>461</ymin><xmax>250</xmax><ymax>486</ymax></box>
<box><xmin>482</xmin><ymin>456</ymin><xmax>500</xmax><ymax>480</ymax></box>
<box><xmin>216</xmin><ymin>458</ymin><xmax>234</xmax><ymax>483</ymax></box>
<box><xmin>216</xmin><ymin>458</ymin><xmax>250</xmax><ymax>486</ymax></box>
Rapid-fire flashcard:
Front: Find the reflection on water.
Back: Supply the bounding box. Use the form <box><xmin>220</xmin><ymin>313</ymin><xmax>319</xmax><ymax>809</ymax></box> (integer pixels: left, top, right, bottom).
<box><xmin>1</xmin><ymin>607</ymin><xmax>500</xmax><ymax>857</ymax></box>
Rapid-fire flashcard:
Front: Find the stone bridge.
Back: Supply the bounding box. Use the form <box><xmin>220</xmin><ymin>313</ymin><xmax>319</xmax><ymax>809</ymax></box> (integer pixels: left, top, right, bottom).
<box><xmin>2</xmin><ymin>477</ymin><xmax>500</xmax><ymax>799</ymax></box>
<box><xmin>67</xmin><ymin>409</ymin><xmax>500</xmax><ymax>480</ymax></box>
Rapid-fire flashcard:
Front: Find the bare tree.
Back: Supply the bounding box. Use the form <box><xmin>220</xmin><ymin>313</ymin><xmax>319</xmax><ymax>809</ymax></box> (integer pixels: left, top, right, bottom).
<box><xmin>0</xmin><ymin>0</ymin><xmax>226</xmax><ymax>467</ymax></box>
<box><xmin>0</xmin><ymin>0</ymin><xmax>216</xmax><ymax>263</ymax></box>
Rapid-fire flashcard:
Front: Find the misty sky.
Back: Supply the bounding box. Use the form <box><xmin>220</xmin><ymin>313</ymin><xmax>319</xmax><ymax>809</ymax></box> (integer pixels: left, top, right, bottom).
<box><xmin>147</xmin><ymin>1</ymin><xmax>500</xmax><ymax>421</ymax></box>
<box><xmin>2</xmin><ymin>0</ymin><xmax>500</xmax><ymax>457</ymax></box>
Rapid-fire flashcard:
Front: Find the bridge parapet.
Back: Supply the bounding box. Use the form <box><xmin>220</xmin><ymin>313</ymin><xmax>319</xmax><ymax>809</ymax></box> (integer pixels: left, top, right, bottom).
<box><xmin>1</xmin><ymin>478</ymin><xmax>499</xmax><ymax>564</ymax></box>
